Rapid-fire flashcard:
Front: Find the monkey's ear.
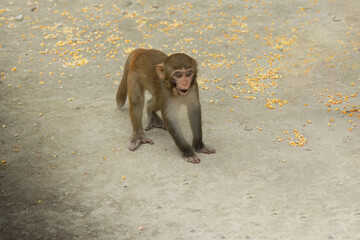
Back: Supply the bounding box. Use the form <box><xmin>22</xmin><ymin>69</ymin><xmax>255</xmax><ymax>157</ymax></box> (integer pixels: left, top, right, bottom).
<box><xmin>156</xmin><ymin>63</ymin><xmax>165</xmax><ymax>79</ymax></box>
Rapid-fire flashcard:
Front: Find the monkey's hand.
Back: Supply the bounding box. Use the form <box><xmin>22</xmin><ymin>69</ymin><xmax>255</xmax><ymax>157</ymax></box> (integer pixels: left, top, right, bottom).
<box><xmin>195</xmin><ymin>146</ymin><xmax>216</xmax><ymax>154</ymax></box>
<box><xmin>129</xmin><ymin>137</ymin><xmax>154</xmax><ymax>151</ymax></box>
<box><xmin>186</xmin><ymin>155</ymin><xmax>201</xmax><ymax>164</ymax></box>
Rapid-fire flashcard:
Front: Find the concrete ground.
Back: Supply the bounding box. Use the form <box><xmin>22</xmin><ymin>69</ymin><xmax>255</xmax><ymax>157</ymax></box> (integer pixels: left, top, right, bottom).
<box><xmin>0</xmin><ymin>0</ymin><xmax>359</xmax><ymax>239</ymax></box>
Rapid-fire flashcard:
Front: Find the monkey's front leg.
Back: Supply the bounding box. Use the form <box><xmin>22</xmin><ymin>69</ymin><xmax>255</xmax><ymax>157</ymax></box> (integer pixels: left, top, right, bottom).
<box><xmin>188</xmin><ymin>100</ymin><xmax>216</xmax><ymax>155</ymax></box>
<box><xmin>162</xmin><ymin>108</ymin><xmax>200</xmax><ymax>164</ymax></box>
<box><xmin>129</xmin><ymin>129</ymin><xmax>154</xmax><ymax>151</ymax></box>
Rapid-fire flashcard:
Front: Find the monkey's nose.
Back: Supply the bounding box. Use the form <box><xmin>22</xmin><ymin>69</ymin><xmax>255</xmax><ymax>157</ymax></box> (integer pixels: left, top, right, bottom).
<box><xmin>181</xmin><ymin>80</ymin><xmax>189</xmax><ymax>87</ymax></box>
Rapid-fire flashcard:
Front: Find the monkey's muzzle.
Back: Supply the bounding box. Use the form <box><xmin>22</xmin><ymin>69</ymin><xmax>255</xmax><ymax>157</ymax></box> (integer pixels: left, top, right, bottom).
<box><xmin>177</xmin><ymin>88</ymin><xmax>190</xmax><ymax>96</ymax></box>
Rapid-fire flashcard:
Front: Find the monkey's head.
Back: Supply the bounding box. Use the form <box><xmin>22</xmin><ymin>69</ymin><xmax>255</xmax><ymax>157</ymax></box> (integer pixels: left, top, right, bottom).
<box><xmin>156</xmin><ymin>53</ymin><xmax>198</xmax><ymax>96</ymax></box>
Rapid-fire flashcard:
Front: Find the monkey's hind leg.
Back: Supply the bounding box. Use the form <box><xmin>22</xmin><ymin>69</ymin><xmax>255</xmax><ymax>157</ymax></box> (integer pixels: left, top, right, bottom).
<box><xmin>128</xmin><ymin>75</ymin><xmax>154</xmax><ymax>151</ymax></box>
<box><xmin>145</xmin><ymin>97</ymin><xmax>167</xmax><ymax>131</ymax></box>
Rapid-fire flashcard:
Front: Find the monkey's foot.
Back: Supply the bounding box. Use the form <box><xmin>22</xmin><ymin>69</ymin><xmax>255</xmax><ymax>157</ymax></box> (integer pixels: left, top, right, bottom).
<box><xmin>145</xmin><ymin>117</ymin><xmax>166</xmax><ymax>131</ymax></box>
<box><xmin>145</xmin><ymin>122</ymin><xmax>167</xmax><ymax>131</ymax></box>
<box><xmin>129</xmin><ymin>137</ymin><xmax>154</xmax><ymax>151</ymax></box>
<box><xmin>196</xmin><ymin>146</ymin><xmax>216</xmax><ymax>154</ymax></box>
<box><xmin>145</xmin><ymin>114</ymin><xmax>166</xmax><ymax>131</ymax></box>
<box><xmin>186</xmin><ymin>155</ymin><xmax>201</xmax><ymax>164</ymax></box>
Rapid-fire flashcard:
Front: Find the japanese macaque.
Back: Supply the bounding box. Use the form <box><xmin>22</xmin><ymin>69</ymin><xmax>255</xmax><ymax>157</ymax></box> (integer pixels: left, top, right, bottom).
<box><xmin>116</xmin><ymin>48</ymin><xmax>215</xmax><ymax>164</ymax></box>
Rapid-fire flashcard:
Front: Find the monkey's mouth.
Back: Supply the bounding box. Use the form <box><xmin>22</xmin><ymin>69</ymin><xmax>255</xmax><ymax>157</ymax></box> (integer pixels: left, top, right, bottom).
<box><xmin>177</xmin><ymin>88</ymin><xmax>189</xmax><ymax>96</ymax></box>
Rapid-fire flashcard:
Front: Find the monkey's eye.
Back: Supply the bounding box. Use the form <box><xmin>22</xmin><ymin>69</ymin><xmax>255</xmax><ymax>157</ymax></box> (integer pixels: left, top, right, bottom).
<box><xmin>186</xmin><ymin>71</ymin><xmax>193</xmax><ymax>78</ymax></box>
<box><xmin>174</xmin><ymin>72</ymin><xmax>183</xmax><ymax>78</ymax></box>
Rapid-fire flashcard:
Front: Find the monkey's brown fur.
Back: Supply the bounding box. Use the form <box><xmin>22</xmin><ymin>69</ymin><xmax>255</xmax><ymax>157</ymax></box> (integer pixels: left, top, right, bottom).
<box><xmin>116</xmin><ymin>48</ymin><xmax>215</xmax><ymax>163</ymax></box>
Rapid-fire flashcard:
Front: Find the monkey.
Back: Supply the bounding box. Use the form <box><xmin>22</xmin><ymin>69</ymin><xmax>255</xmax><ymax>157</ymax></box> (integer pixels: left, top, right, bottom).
<box><xmin>116</xmin><ymin>48</ymin><xmax>215</xmax><ymax>164</ymax></box>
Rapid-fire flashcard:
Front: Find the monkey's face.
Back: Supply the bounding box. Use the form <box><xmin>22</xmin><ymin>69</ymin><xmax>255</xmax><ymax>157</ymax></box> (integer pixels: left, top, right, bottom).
<box><xmin>171</xmin><ymin>68</ymin><xmax>194</xmax><ymax>96</ymax></box>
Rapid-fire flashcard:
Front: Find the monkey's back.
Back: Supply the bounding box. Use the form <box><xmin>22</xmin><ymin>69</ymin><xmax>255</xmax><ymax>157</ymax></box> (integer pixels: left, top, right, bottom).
<box><xmin>128</xmin><ymin>49</ymin><xmax>167</xmax><ymax>75</ymax></box>
<box><xmin>128</xmin><ymin>49</ymin><xmax>167</xmax><ymax>95</ymax></box>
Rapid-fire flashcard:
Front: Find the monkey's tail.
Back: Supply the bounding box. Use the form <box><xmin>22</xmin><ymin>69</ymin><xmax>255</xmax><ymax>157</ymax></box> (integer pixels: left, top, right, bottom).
<box><xmin>116</xmin><ymin>59</ymin><xmax>131</xmax><ymax>109</ymax></box>
<box><xmin>116</xmin><ymin>74</ymin><xmax>127</xmax><ymax>109</ymax></box>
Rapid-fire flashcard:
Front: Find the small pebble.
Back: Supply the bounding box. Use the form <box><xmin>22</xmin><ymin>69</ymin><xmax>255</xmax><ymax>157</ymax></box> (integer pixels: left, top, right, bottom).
<box><xmin>15</xmin><ymin>15</ymin><xmax>24</xmax><ymax>21</ymax></box>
